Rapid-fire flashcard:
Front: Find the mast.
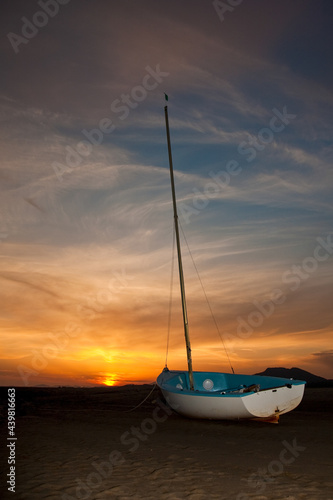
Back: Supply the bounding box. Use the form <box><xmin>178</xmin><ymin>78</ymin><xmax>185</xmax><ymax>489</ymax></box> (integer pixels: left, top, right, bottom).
<box><xmin>164</xmin><ymin>103</ymin><xmax>194</xmax><ymax>391</ymax></box>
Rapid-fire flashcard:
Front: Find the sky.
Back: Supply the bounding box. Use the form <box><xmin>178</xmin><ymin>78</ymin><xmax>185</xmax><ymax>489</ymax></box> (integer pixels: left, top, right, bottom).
<box><xmin>1</xmin><ymin>0</ymin><xmax>332</xmax><ymax>387</ymax></box>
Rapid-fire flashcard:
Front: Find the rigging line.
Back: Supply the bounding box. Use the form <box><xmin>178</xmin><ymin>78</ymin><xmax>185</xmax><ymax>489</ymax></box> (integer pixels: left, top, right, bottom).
<box><xmin>123</xmin><ymin>382</ymin><xmax>158</xmax><ymax>412</ymax></box>
<box><xmin>165</xmin><ymin>220</ymin><xmax>176</xmax><ymax>368</ymax></box>
<box><xmin>179</xmin><ymin>222</ymin><xmax>235</xmax><ymax>375</ymax></box>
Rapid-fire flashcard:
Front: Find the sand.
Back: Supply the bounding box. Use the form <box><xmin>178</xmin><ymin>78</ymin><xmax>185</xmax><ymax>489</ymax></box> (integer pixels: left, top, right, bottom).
<box><xmin>0</xmin><ymin>385</ymin><xmax>332</xmax><ymax>500</ymax></box>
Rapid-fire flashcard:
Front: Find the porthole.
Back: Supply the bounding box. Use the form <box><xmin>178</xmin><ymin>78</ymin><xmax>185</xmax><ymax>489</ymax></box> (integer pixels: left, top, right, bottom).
<box><xmin>203</xmin><ymin>379</ymin><xmax>214</xmax><ymax>390</ymax></box>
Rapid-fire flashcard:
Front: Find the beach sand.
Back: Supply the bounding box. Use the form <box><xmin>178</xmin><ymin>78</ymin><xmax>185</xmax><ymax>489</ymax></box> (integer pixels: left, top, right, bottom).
<box><xmin>1</xmin><ymin>385</ymin><xmax>332</xmax><ymax>500</ymax></box>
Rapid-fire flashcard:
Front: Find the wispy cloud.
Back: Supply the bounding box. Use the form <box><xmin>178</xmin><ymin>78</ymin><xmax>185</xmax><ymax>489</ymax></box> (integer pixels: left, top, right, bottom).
<box><xmin>1</xmin><ymin>0</ymin><xmax>332</xmax><ymax>384</ymax></box>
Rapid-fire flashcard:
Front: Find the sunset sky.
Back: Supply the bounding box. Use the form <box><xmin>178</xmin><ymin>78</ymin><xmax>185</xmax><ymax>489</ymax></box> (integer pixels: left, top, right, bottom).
<box><xmin>1</xmin><ymin>0</ymin><xmax>332</xmax><ymax>387</ymax></box>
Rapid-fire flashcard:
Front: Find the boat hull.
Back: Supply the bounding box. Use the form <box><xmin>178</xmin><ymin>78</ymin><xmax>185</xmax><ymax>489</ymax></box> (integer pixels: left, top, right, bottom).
<box><xmin>157</xmin><ymin>369</ymin><xmax>305</xmax><ymax>421</ymax></box>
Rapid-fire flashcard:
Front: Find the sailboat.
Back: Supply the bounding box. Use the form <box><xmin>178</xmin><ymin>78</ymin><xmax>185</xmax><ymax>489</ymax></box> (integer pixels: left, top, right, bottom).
<box><xmin>157</xmin><ymin>101</ymin><xmax>306</xmax><ymax>423</ymax></box>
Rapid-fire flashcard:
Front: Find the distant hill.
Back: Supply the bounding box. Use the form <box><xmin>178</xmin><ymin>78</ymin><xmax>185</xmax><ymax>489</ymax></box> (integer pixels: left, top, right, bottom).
<box><xmin>255</xmin><ymin>367</ymin><xmax>333</xmax><ymax>387</ymax></box>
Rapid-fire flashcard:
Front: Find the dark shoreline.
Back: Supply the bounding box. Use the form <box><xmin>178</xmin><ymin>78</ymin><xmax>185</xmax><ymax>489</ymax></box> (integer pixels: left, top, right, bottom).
<box><xmin>1</xmin><ymin>383</ymin><xmax>333</xmax><ymax>415</ymax></box>
<box><xmin>0</xmin><ymin>386</ymin><xmax>332</xmax><ymax>499</ymax></box>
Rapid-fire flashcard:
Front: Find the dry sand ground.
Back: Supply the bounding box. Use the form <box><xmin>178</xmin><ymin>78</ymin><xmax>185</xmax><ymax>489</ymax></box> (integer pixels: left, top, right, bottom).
<box><xmin>0</xmin><ymin>385</ymin><xmax>332</xmax><ymax>500</ymax></box>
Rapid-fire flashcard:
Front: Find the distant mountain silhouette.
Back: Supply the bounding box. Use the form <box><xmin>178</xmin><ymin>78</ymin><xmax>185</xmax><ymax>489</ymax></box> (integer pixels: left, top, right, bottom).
<box><xmin>255</xmin><ymin>367</ymin><xmax>333</xmax><ymax>387</ymax></box>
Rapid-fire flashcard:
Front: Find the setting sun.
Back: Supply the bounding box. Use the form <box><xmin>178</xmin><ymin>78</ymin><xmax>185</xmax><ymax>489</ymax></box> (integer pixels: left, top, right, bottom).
<box><xmin>102</xmin><ymin>374</ymin><xmax>118</xmax><ymax>387</ymax></box>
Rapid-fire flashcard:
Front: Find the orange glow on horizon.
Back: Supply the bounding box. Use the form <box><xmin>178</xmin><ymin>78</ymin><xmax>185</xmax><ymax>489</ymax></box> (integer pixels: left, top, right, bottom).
<box><xmin>1</xmin><ymin>312</ymin><xmax>332</xmax><ymax>386</ymax></box>
<box><xmin>89</xmin><ymin>372</ymin><xmax>119</xmax><ymax>386</ymax></box>
<box><xmin>103</xmin><ymin>374</ymin><xmax>118</xmax><ymax>386</ymax></box>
